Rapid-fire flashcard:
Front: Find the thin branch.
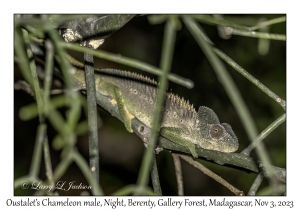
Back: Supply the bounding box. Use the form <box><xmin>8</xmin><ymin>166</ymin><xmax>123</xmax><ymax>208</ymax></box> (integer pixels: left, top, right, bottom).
<box><xmin>191</xmin><ymin>14</ymin><xmax>250</xmax><ymax>30</ymax></box>
<box><xmin>151</xmin><ymin>156</ymin><xmax>162</xmax><ymax>195</ymax></box>
<box><xmin>43</xmin><ymin>137</ymin><xmax>55</xmax><ymax>194</ymax></box>
<box><xmin>172</xmin><ymin>154</ymin><xmax>184</xmax><ymax>196</ymax></box>
<box><xmin>242</xmin><ymin>114</ymin><xmax>286</xmax><ymax>156</ymax></box>
<box><xmin>213</xmin><ymin>48</ymin><xmax>286</xmax><ymax>111</ymax></box>
<box><xmin>14</xmin><ymin>27</ymin><xmax>34</xmax><ymax>88</ymax></box>
<box><xmin>72</xmin><ymin>149</ymin><xmax>103</xmax><ymax>195</ymax></box>
<box><xmin>248</xmin><ymin>172</ymin><xmax>264</xmax><ymax>195</ymax></box>
<box><xmin>48</xmin><ymin>27</ymin><xmax>82</xmax><ymax>145</ymax></box>
<box><xmin>112</xmin><ymin>185</ymin><xmax>155</xmax><ymax>196</ymax></box>
<box><xmin>111</xmin><ymin>185</ymin><xmax>136</xmax><ymax>195</ymax></box>
<box><xmin>136</xmin><ymin>18</ymin><xmax>176</xmax><ymax>195</ymax></box>
<box><xmin>52</xmin><ymin>150</ymin><xmax>73</xmax><ymax>182</ymax></box>
<box><xmin>22</xmin><ymin>28</ymin><xmax>44</xmax><ymax>122</ymax></box>
<box><xmin>43</xmin><ymin>40</ymin><xmax>54</xmax><ymax>116</ymax></box>
<box><xmin>60</xmin><ymin>42</ymin><xmax>194</xmax><ymax>89</ymax></box>
<box><xmin>179</xmin><ymin>155</ymin><xmax>244</xmax><ymax>196</ymax></box>
<box><xmin>15</xmin><ymin>14</ymin><xmax>94</xmax><ymax>30</ymax></box>
<box><xmin>19</xmin><ymin>94</ymin><xmax>87</xmax><ymax>121</ymax></box>
<box><xmin>83</xmin><ymin>50</ymin><xmax>100</xmax><ymax>185</ymax></box>
<box><xmin>230</xmin><ymin>28</ymin><xmax>286</xmax><ymax>41</ymax></box>
<box><xmin>29</xmin><ymin>124</ymin><xmax>46</xmax><ymax>178</ymax></box>
<box><xmin>249</xmin><ymin>16</ymin><xmax>286</xmax><ymax>31</ymax></box>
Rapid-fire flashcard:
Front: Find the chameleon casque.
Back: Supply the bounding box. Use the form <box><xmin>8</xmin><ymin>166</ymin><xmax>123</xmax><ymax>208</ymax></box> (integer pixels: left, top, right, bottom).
<box><xmin>68</xmin><ymin>55</ymin><xmax>239</xmax><ymax>158</ymax></box>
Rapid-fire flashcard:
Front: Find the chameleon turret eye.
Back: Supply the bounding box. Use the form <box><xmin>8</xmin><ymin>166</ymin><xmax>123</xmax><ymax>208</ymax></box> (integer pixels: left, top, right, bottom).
<box><xmin>209</xmin><ymin>124</ymin><xmax>225</xmax><ymax>139</ymax></box>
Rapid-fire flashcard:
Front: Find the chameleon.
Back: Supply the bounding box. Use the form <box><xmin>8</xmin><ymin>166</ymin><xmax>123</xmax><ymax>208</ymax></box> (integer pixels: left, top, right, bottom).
<box><xmin>67</xmin><ymin>55</ymin><xmax>239</xmax><ymax>158</ymax></box>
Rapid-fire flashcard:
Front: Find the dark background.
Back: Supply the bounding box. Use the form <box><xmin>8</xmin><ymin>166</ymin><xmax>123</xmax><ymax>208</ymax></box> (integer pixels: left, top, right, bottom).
<box><xmin>14</xmin><ymin>14</ymin><xmax>286</xmax><ymax>195</ymax></box>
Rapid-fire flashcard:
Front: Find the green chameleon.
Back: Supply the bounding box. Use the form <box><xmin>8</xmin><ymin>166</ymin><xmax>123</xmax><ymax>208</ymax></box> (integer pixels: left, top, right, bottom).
<box><xmin>67</xmin><ymin>55</ymin><xmax>239</xmax><ymax>158</ymax></box>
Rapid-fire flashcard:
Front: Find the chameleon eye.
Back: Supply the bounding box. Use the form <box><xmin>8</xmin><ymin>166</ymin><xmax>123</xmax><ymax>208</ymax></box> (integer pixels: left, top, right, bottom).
<box><xmin>210</xmin><ymin>124</ymin><xmax>224</xmax><ymax>139</ymax></box>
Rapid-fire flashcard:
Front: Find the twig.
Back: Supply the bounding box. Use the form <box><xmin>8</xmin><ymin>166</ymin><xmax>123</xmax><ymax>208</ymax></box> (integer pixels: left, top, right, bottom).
<box><xmin>230</xmin><ymin>28</ymin><xmax>285</xmax><ymax>41</ymax></box>
<box><xmin>136</xmin><ymin>18</ymin><xmax>176</xmax><ymax>195</ymax></box>
<box><xmin>22</xmin><ymin>28</ymin><xmax>44</xmax><ymax>122</ymax></box>
<box><xmin>83</xmin><ymin>50</ymin><xmax>100</xmax><ymax>185</ymax></box>
<box><xmin>242</xmin><ymin>114</ymin><xmax>286</xmax><ymax>156</ymax></box>
<box><xmin>112</xmin><ymin>185</ymin><xmax>156</xmax><ymax>196</ymax></box>
<box><xmin>43</xmin><ymin>137</ymin><xmax>55</xmax><ymax>194</ymax></box>
<box><xmin>250</xmin><ymin>16</ymin><xmax>286</xmax><ymax>31</ymax></box>
<box><xmin>191</xmin><ymin>14</ymin><xmax>250</xmax><ymax>30</ymax></box>
<box><xmin>172</xmin><ymin>154</ymin><xmax>184</xmax><ymax>196</ymax></box>
<box><xmin>14</xmin><ymin>27</ymin><xmax>34</xmax><ymax>88</ymax></box>
<box><xmin>43</xmin><ymin>40</ymin><xmax>54</xmax><ymax>116</ymax></box>
<box><xmin>15</xmin><ymin>14</ymin><xmax>94</xmax><ymax>30</ymax></box>
<box><xmin>52</xmin><ymin>150</ymin><xmax>73</xmax><ymax>182</ymax></box>
<box><xmin>151</xmin><ymin>156</ymin><xmax>162</xmax><ymax>195</ymax></box>
<box><xmin>179</xmin><ymin>155</ymin><xmax>244</xmax><ymax>196</ymax></box>
<box><xmin>60</xmin><ymin>42</ymin><xmax>194</xmax><ymax>89</ymax></box>
<box><xmin>72</xmin><ymin>149</ymin><xmax>103</xmax><ymax>195</ymax></box>
<box><xmin>213</xmin><ymin>48</ymin><xmax>286</xmax><ymax>110</ymax></box>
<box><xmin>29</xmin><ymin>124</ymin><xmax>46</xmax><ymax>178</ymax></box>
<box><xmin>48</xmin><ymin>27</ymin><xmax>82</xmax><ymax>145</ymax></box>
<box><xmin>248</xmin><ymin>172</ymin><xmax>264</xmax><ymax>195</ymax></box>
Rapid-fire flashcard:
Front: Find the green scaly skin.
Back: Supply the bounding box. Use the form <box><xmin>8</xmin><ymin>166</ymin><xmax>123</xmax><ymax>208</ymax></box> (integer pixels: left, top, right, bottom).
<box><xmin>67</xmin><ymin>55</ymin><xmax>239</xmax><ymax>158</ymax></box>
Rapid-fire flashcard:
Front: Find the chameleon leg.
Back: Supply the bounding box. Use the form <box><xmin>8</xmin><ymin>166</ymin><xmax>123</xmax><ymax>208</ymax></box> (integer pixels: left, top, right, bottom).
<box><xmin>97</xmin><ymin>79</ymin><xmax>134</xmax><ymax>133</ymax></box>
<box><xmin>113</xmin><ymin>86</ymin><xmax>134</xmax><ymax>133</ymax></box>
<box><xmin>160</xmin><ymin>127</ymin><xmax>198</xmax><ymax>158</ymax></box>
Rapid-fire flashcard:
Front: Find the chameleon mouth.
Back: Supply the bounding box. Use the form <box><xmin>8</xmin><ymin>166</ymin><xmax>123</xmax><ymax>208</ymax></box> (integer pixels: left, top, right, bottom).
<box><xmin>213</xmin><ymin>133</ymin><xmax>239</xmax><ymax>153</ymax></box>
<box><xmin>198</xmin><ymin>135</ymin><xmax>239</xmax><ymax>153</ymax></box>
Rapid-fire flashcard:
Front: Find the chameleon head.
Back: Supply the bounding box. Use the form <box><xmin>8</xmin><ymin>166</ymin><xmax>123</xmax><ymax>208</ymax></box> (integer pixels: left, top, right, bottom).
<box><xmin>195</xmin><ymin>106</ymin><xmax>239</xmax><ymax>153</ymax></box>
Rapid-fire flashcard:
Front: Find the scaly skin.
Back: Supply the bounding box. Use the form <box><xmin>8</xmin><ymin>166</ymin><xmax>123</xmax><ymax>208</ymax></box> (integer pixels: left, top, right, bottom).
<box><xmin>68</xmin><ymin>55</ymin><xmax>239</xmax><ymax>158</ymax></box>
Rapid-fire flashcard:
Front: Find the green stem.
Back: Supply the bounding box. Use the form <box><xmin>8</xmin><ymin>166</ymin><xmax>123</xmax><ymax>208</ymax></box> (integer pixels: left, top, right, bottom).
<box><xmin>72</xmin><ymin>150</ymin><xmax>103</xmax><ymax>195</ymax></box>
<box><xmin>43</xmin><ymin>137</ymin><xmax>55</xmax><ymax>192</ymax></box>
<box><xmin>250</xmin><ymin>16</ymin><xmax>286</xmax><ymax>31</ymax></box>
<box><xmin>213</xmin><ymin>48</ymin><xmax>286</xmax><ymax>111</ymax></box>
<box><xmin>43</xmin><ymin>40</ymin><xmax>54</xmax><ymax>116</ymax></box>
<box><xmin>242</xmin><ymin>114</ymin><xmax>286</xmax><ymax>156</ymax></box>
<box><xmin>248</xmin><ymin>172</ymin><xmax>264</xmax><ymax>195</ymax></box>
<box><xmin>150</xmin><ymin>156</ymin><xmax>162</xmax><ymax>195</ymax></box>
<box><xmin>48</xmin><ymin>28</ymin><xmax>82</xmax><ymax>143</ymax></box>
<box><xmin>52</xmin><ymin>151</ymin><xmax>73</xmax><ymax>181</ymax></box>
<box><xmin>83</xmin><ymin>51</ymin><xmax>100</xmax><ymax>184</ymax></box>
<box><xmin>231</xmin><ymin>28</ymin><xmax>285</xmax><ymax>41</ymax></box>
<box><xmin>136</xmin><ymin>18</ymin><xmax>176</xmax><ymax>194</ymax></box>
<box><xmin>22</xmin><ymin>29</ymin><xmax>44</xmax><ymax>123</ymax></box>
<box><xmin>172</xmin><ymin>154</ymin><xmax>184</xmax><ymax>195</ymax></box>
<box><xmin>112</xmin><ymin>185</ymin><xmax>155</xmax><ymax>196</ymax></box>
<box><xmin>191</xmin><ymin>14</ymin><xmax>249</xmax><ymax>30</ymax></box>
<box><xmin>14</xmin><ymin>27</ymin><xmax>34</xmax><ymax>88</ymax></box>
<box><xmin>61</xmin><ymin>42</ymin><xmax>194</xmax><ymax>89</ymax></box>
<box><xmin>29</xmin><ymin>124</ymin><xmax>46</xmax><ymax>177</ymax></box>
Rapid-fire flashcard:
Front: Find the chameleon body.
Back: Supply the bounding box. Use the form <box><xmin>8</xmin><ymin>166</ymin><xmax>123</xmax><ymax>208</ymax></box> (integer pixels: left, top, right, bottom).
<box><xmin>68</xmin><ymin>56</ymin><xmax>239</xmax><ymax>158</ymax></box>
